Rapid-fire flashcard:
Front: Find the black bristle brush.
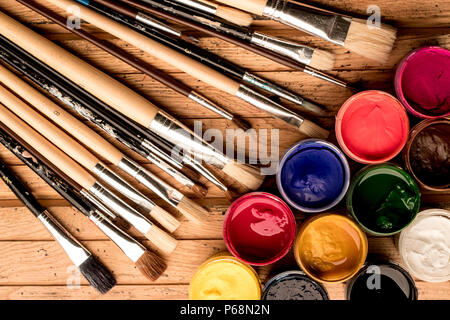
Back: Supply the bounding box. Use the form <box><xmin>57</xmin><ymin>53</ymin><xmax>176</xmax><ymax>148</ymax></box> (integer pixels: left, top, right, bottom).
<box><xmin>0</xmin><ymin>124</ymin><xmax>167</xmax><ymax>281</ymax></box>
<box><xmin>0</xmin><ymin>152</ymin><xmax>116</xmax><ymax>293</ymax></box>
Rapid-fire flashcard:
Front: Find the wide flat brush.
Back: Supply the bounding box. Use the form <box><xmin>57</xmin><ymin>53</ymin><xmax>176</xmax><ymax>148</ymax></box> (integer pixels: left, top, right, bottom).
<box><xmin>211</xmin><ymin>0</ymin><xmax>397</xmax><ymax>63</ymax></box>
<box><xmin>0</xmin><ymin>10</ymin><xmax>265</xmax><ymax>190</ymax></box>
<box><xmin>0</xmin><ymin>157</ymin><xmax>116</xmax><ymax>294</ymax></box>
<box><xmin>0</xmin><ymin>105</ymin><xmax>178</xmax><ymax>255</ymax></box>
<box><xmin>0</xmin><ymin>126</ymin><xmax>166</xmax><ymax>280</ymax></box>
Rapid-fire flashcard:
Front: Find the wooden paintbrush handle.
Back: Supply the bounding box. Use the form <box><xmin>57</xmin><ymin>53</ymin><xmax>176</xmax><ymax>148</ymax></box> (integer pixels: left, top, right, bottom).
<box><xmin>0</xmin><ymin>64</ymin><xmax>125</xmax><ymax>166</ymax></box>
<box><xmin>0</xmin><ymin>104</ymin><xmax>97</xmax><ymax>189</ymax></box>
<box><xmin>0</xmin><ymin>84</ymin><xmax>101</xmax><ymax>171</ymax></box>
<box><xmin>0</xmin><ymin>10</ymin><xmax>159</xmax><ymax>127</ymax></box>
<box><xmin>49</xmin><ymin>0</ymin><xmax>241</xmax><ymax>95</ymax></box>
<box><xmin>213</xmin><ymin>0</ymin><xmax>267</xmax><ymax>15</ymax></box>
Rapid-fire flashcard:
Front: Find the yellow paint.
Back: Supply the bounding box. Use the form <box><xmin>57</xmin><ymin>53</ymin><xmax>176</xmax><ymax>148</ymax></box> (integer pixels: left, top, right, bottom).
<box><xmin>189</xmin><ymin>253</ymin><xmax>261</xmax><ymax>300</ymax></box>
<box><xmin>295</xmin><ymin>214</ymin><xmax>368</xmax><ymax>283</ymax></box>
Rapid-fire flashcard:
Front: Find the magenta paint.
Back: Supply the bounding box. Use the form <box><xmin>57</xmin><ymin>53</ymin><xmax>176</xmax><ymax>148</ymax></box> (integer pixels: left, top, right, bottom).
<box><xmin>395</xmin><ymin>46</ymin><xmax>450</xmax><ymax>119</ymax></box>
<box><xmin>223</xmin><ymin>192</ymin><xmax>296</xmax><ymax>266</ymax></box>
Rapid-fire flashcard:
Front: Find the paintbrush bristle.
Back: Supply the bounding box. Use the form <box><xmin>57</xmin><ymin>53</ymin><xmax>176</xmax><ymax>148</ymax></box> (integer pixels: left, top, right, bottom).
<box><xmin>216</xmin><ymin>6</ymin><xmax>253</xmax><ymax>27</ymax></box>
<box><xmin>299</xmin><ymin>119</ymin><xmax>329</xmax><ymax>139</ymax></box>
<box><xmin>222</xmin><ymin>161</ymin><xmax>264</xmax><ymax>190</ymax></box>
<box><xmin>150</xmin><ymin>205</ymin><xmax>181</xmax><ymax>233</ymax></box>
<box><xmin>223</xmin><ymin>189</ymin><xmax>237</xmax><ymax>202</ymax></box>
<box><xmin>112</xmin><ymin>215</ymin><xmax>132</xmax><ymax>231</ymax></box>
<box><xmin>192</xmin><ymin>183</ymin><xmax>208</xmax><ymax>197</ymax></box>
<box><xmin>176</xmin><ymin>196</ymin><xmax>209</xmax><ymax>224</ymax></box>
<box><xmin>345</xmin><ymin>18</ymin><xmax>397</xmax><ymax>63</ymax></box>
<box><xmin>145</xmin><ymin>224</ymin><xmax>178</xmax><ymax>256</ymax></box>
<box><xmin>135</xmin><ymin>250</ymin><xmax>167</xmax><ymax>281</ymax></box>
<box><xmin>79</xmin><ymin>255</ymin><xmax>116</xmax><ymax>294</ymax></box>
<box><xmin>309</xmin><ymin>48</ymin><xmax>336</xmax><ymax>70</ymax></box>
<box><xmin>181</xmin><ymin>165</ymin><xmax>201</xmax><ymax>181</ymax></box>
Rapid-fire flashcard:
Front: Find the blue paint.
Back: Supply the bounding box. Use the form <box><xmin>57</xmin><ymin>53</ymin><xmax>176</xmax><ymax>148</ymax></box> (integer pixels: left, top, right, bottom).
<box><xmin>276</xmin><ymin>140</ymin><xmax>350</xmax><ymax>212</ymax></box>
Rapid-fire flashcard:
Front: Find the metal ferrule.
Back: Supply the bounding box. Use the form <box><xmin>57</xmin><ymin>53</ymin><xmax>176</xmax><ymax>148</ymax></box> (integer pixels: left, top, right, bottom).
<box><xmin>263</xmin><ymin>0</ymin><xmax>352</xmax><ymax>46</ymax></box>
<box><xmin>236</xmin><ymin>84</ymin><xmax>305</xmax><ymax>129</ymax></box>
<box><xmin>80</xmin><ymin>189</ymin><xmax>117</xmax><ymax>220</ymax></box>
<box><xmin>250</xmin><ymin>32</ymin><xmax>314</xmax><ymax>65</ymax></box>
<box><xmin>89</xmin><ymin>210</ymin><xmax>146</xmax><ymax>263</ymax></box>
<box><xmin>171</xmin><ymin>0</ymin><xmax>217</xmax><ymax>15</ymax></box>
<box><xmin>89</xmin><ymin>182</ymin><xmax>153</xmax><ymax>235</ymax></box>
<box><xmin>38</xmin><ymin>211</ymin><xmax>90</xmax><ymax>267</ymax></box>
<box><xmin>118</xmin><ymin>157</ymin><xmax>184</xmax><ymax>207</ymax></box>
<box><xmin>188</xmin><ymin>91</ymin><xmax>233</xmax><ymax>120</ymax></box>
<box><xmin>135</xmin><ymin>12</ymin><xmax>182</xmax><ymax>38</ymax></box>
<box><xmin>141</xmin><ymin>138</ymin><xmax>183</xmax><ymax>169</ymax></box>
<box><xmin>303</xmin><ymin>65</ymin><xmax>348</xmax><ymax>88</ymax></box>
<box><xmin>148</xmin><ymin>111</ymin><xmax>228</xmax><ymax>167</ymax></box>
<box><xmin>182</xmin><ymin>156</ymin><xmax>228</xmax><ymax>191</ymax></box>
<box><xmin>93</xmin><ymin>162</ymin><xmax>156</xmax><ymax>212</ymax></box>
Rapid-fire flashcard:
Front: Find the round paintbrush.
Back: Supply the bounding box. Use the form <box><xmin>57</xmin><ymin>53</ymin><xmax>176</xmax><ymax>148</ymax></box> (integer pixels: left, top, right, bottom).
<box><xmin>0</xmin><ymin>105</ymin><xmax>178</xmax><ymax>256</ymax></box>
<box><xmin>0</xmin><ymin>10</ymin><xmax>265</xmax><ymax>190</ymax></box>
<box><xmin>0</xmin><ymin>125</ymin><xmax>166</xmax><ymax>281</ymax></box>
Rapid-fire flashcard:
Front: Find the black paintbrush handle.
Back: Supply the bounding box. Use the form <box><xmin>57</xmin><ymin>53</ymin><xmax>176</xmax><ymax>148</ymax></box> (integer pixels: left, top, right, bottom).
<box><xmin>0</xmin><ymin>157</ymin><xmax>44</xmax><ymax>218</ymax></box>
<box><xmin>0</xmin><ymin>126</ymin><xmax>94</xmax><ymax>218</ymax></box>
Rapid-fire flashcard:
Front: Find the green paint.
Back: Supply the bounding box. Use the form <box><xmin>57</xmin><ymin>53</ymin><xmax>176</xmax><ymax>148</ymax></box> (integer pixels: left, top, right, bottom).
<box><xmin>347</xmin><ymin>165</ymin><xmax>420</xmax><ymax>236</ymax></box>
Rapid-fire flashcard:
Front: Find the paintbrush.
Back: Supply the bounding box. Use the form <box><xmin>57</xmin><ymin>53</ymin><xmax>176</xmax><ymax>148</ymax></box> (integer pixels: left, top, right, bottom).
<box><xmin>0</xmin><ymin>105</ymin><xmax>178</xmax><ymax>255</ymax></box>
<box><xmin>211</xmin><ymin>0</ymin><xmax>397</xmax><ymax>63</ymax></box>
<box><xmin>45</xmin><ymin>0</ymin><xmax>329</xmax><ymax>141</ymax></box>
<box><xmin>0</xmin><ymin>126</ymin><xmax>166</xmax><ymax>281</ymax></box>
<box><xmin>0</xmin><ymin>158</ymin><xmax>116</xmax><ymax>293</ymax></box>
<box><xmin>0</xmin><ymin>10</ymin><xmax>265</xmax><ymax>190</ymax></box>
<box><xmin>119</xmin><ymin>0</ymin><xmax>350</xmax><ymax>89</ymax></box>
<box><xmin>0</xmin><ymin>69</ymin><xmax>210</xmax><ymax>229</ymax></box>
<box><xmin>140</xmin><ymin>0</ymin><xmax>335</xmax><ymax>70</ymax></box>
<box><xmin>72</xmin><ymin>0</ymin><xmax>324</xmax><ymax>112</ymax></box>
<box><xmin>16</xmin><ymin>0</ymin><xmax>249</xmax><ymax>131</ymax></box>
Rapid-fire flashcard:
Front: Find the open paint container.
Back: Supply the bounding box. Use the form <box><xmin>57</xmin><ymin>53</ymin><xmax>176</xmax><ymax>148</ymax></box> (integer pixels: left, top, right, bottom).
<box><xmin>403</xmin><ymin>119</ymin><xmax>450</xmax><ymax>193</ymax></box>
<box><xmin>395</xmin><ymin>46</ymin><xmax>450</xmax><ymax>119</ymax></box>
<box><xmin>262</xmin><ymin>270</ymin><xmax>329</xmax><ymax>300</ymax></box>
<box><xmin>346</xmin><ymin>262</ymin><xmax>418</xmax><ymax>300</ymax></box>
<box><xmin>336</xmin><ymin>90</ymin><xmax>409</xmax><ymax>164</ymax></box>
<box><xmin>223</xmin><ymin>192</ymin><xmax>296</xmax><ymax>266</ymax></box>
<box><xmin>276</xmin><ymin>139</ymin><xmax>350</xmax><ymax>213</ymax></box>
<box><xmin>399</xmin><ymin>208</ymin><xmax>450</xmax><ymax>282</ymax></box>
<box><xmin>294</xmin><ymin>213</ymin><xmax>368</xmax><ymax>283</ymax></box>
<box><xmin>189</xmin><ymin>252</ymin><xmax>262</xmax><ymax>300</ymax></box>
<box><xmin>347</xmin><ymin>164</ymin><xmax>421</xmax><ymax>236</ymax></box>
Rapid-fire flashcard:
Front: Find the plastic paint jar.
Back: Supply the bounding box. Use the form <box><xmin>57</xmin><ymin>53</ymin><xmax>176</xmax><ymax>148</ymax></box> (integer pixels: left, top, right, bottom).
<box><xmin>262</xmin><ymin>270</ymin><xmax>329</xmax><ymax>300</ymax></box>
<box><xmin>395</xmin><ymin>46</ymin><xmax>450</xmax><ymax>119</ymax></box>
<box><xmin>403</xmin><ymin>119</ymin><xmax>450</xmax><ymax>193</ymax></box>
<box><xmin>189</xmin><ymin>252</ymin><xmax>261</xmax><ymax>300</ymax></box>
<box><xmin>346</xmin><ymin>262</ymin><xmax>418</xmax><ymax>300</ymax></box>
<box><xmin>336</xmin><ymin>90</ymin><xmax>409</xmax><ymax>164</ymax></box>
<box><xmin>223</xmin><ymin>192</ymin><xmax>296</xmax><ymax>266</ymax></box>
<box><xmin>294</xmin><ymin>213</ymin><xmax>368</xmax><ymax>283</ymax></box>
<box><xmin>347</xmin><ymin>164</ymin><xmax>421</xmax><ymax>236</ymax></box>
<box><xmin>399</xmin><ymin>209</ymin><xmax>450</xmax><ymax>282</ymax></box>
<box><xmin>276</xmin><ymin>139</ymin><xmax>350</xmax><ymax>213</ymax></box>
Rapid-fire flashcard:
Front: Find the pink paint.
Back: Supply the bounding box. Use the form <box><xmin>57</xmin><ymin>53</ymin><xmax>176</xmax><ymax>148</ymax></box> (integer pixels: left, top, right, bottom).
<box><xmin>395</xmin><ymin>46</ymin><xmax>450</xmax><ymax>119</ymax></box>
<box><xmin>223</xmin><ymin>192</ymin><xmax>296</xmax><ymax>266</ymax></box>
<box><xmin>336</xmin><ymin>90</ymin><xmax>409</xmax><ymax>164</ymax></box>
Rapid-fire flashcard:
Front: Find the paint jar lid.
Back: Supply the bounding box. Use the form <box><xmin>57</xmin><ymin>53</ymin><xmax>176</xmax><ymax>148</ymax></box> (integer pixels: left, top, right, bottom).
<box><xmin>346</xmin><ymin>164</ymin><xmax>421</xmax><ymax>236</ymax></box>
<box><xmin>346</xmin><ymin>262</ymin><xmax>418</xmax><ymax>300</ymax></box>
<box><xmin>395</xmin><ymin>46</ymin><xmax>450</xmax><ymax>119</ymax></box>
<box><xmin>335</xmin><ymin>90</ymin><xmax>409</xmax><ymax>164</ymax></box>
<box><xmin>189</xmin><ymin>252</ymin><xmax>261</xmax><ymax>300</ymax></box>
<box><xmin>276</xmin><ymin>139</ymin><xmax>351</xmax><ymax>213</ymax></box>
<box><xmin>262</xmin><ymin>270</ymin><xmax>329</xmax><ymax>300</ymax></box>
<box><xmin>399</xmin><ymin>209</ymin><xmax>450</xmax><ymax>282</ymax></box>
<box><xmin>223</xmin><ymin>192</ymin><xmax>296</xmax><ymax>266</ymax></box>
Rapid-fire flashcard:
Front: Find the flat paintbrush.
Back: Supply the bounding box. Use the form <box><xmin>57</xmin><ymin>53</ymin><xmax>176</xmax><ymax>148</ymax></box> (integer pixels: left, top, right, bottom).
<box><xmin>211</xmin><ymin>0</ymin><xmax>397</xmax><ymax>63</ymax></box>
<box><xmin>0</xmin><ymin>126</ymin><xmax>166</xmax><ymax>281</ymax></box>
<box><xmin>0</xmin><ymin>105</ymin><xmax>178</xmax><ymax>256</ymax></box>
<box><xmin>0</xmin><ymin>157</ymin><xmax>116</xmax><ymax>293</ymax></box>
<box><xmin>0</xmin><ymin>10</ymin><xmax>265</xmax><ymax>191</ymax></box>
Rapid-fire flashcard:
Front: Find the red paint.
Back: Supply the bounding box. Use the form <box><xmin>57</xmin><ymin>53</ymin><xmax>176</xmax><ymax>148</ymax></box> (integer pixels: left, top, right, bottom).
<box><xmin>224</xmin><ymin>192</ymin><xmax>296</xmax><ymax>266</ymax></box>
<box><xmin>336</xmin><ymin>90</ymin><xmax>409</xmax><ymax>164</ymax></box>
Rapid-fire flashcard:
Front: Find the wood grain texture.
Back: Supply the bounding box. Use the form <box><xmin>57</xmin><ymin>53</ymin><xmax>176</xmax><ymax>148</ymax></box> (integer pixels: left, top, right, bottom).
<box><xmin>0</xmin><ymin>0</ymin><xmax>448</xmax><ymax>300</ymax></box>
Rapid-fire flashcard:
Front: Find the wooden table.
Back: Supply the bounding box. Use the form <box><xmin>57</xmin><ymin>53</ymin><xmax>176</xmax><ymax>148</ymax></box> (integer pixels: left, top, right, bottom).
<box><xmin>0</xmin><ymin>0</ymin><xmax>449</xmax><ymax>300</ymax></box>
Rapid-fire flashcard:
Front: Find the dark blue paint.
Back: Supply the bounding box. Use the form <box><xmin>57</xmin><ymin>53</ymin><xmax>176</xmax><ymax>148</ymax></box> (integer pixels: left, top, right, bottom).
<box><xmin>279</xmin><ymin>141</ymin><xmax>347</xmax><ymax>210</ymax></box>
